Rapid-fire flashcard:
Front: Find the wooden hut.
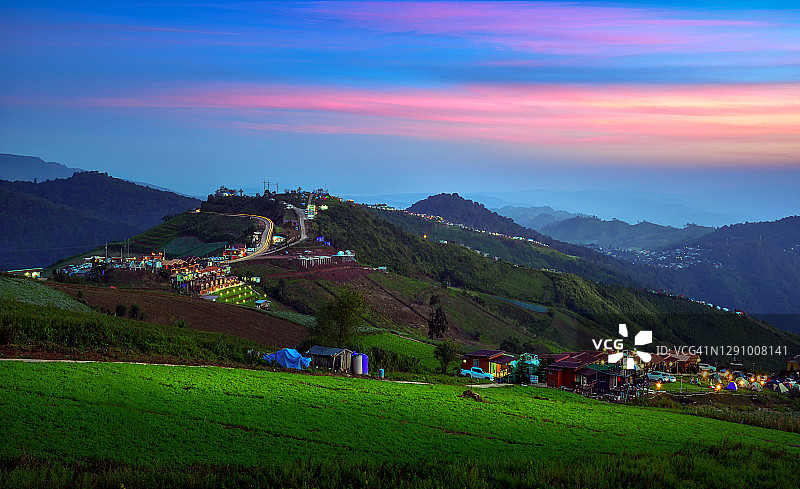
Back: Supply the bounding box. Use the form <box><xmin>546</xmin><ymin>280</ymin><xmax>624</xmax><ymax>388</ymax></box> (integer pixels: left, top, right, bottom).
<box><xmin>308</xmin><ymin>345</ymin><xmax>353</xmax><ymax>372</ymax></box>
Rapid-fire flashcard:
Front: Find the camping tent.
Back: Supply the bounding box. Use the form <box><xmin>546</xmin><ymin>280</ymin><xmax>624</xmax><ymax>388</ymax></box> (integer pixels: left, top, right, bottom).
<box><xmin>778</xmin><ymin>383</ymin><xmax>789</xmax><ymax>393</ymax></box>
<box><xmin>750</xmin><ymin>382</ymin><xmax>763</xmax><ymax>391</ymax></box>
<box><xmin>263</xmin><ymin>348</ymin><xmax>311</xmax><ymax>369</ymax></box>
<box><xmin>726</xmin><ymin>381</ymin><xmax>737</xmax><ymax>391</ymax></box>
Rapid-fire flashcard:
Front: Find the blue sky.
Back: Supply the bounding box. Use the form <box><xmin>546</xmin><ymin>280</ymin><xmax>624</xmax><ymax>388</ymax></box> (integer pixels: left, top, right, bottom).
<box><xmin>1</xmin><ymin>1</ymin><xmax>799</xmax><ymax>225</ymax></box>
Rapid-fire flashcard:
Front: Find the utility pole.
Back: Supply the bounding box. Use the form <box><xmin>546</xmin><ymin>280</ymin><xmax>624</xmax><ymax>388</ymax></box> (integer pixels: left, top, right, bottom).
<box><xmin>105</xmin><ymin>242</ymin><xmax>108</xmax><ymax>261</ymax></box>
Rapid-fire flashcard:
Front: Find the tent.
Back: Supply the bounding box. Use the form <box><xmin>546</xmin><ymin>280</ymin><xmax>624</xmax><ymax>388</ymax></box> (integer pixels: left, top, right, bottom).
<box><xmin>750</xmin><ymin>382</ymin><xmax>763</xmax><ymax>391</ymax></box>
<box><xmin>778</xmin><ymin>383</ymin><xmax>789</xmax><ymax>394</ymax></box>
<box><xmin>263</xmin><ymin>348</ymin><xmax>311</xmax><ymax>369</ymax></box>
<box><xmin>711</xmin><ymin>374</ymin><xmax>722</xmax><ymax>384</ymax></box>
<box><xmin>726</xmin><ymin>381</ymin><xmax>737</xmax><ymax>391</ymax></box>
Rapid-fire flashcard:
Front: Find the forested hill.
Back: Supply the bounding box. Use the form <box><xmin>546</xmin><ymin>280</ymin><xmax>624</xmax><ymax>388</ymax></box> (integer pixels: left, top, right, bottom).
<box><xmin>406</xmin><ymin>193</ymin><xmax>640</xmax><ymax>278</ymax></box>
<box><xmin>409</xmin><ymin>193</ymin><xmax>543</xmax><ymax>239</ymax></box>
<box><xmin>0</xmin><ymin>153</ymin><xmax>82</xmax><ymax>182</ymax></box>
<box><xmin>313</xmin><ymin>201</ymin><xmax>800</xmax><ymax>370</ymax></box>
<box><xmin>695</xmin><ymin>216</ymin><xmax>800</xmax><ymax>250</ymax></box>
<box><xmin>0</xmin><ymin>172</ymin><xmax>200</xmax><ymax>270</ymax></box>
<box><xmin>627</xmin><ymin>216</ymin><xmax>800</xmax><ymax>324</ymax></box>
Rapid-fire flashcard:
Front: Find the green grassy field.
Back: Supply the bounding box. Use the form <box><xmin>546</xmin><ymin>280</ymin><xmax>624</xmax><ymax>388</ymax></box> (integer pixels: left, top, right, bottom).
<box><xmin>1</xmin><ymin>361</ymin><xmax>799</xmax><ymax>488</ymax></box>
<box><xmin>358</xmin><ymin>332</ymin><xmax>439</xmax><ymax>370</ymax></box>
<box><xmin>0</xmin><ymin>276</ymin><xmax>91</xmax><ymax>313</ymax></box>
<box><xmin>162</xmin><ymin>236</ymin><xmax>227</xmax><ymax>258</ymax></box>
<box><xmin>215</xmin><ymin>284</ymin><xmax>264</xmax><ymax>307</ymax></box>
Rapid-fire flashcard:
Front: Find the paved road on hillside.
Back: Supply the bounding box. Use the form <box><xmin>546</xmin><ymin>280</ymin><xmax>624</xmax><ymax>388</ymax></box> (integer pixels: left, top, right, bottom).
<box><xmin>224</xmin><ymin>213</ymin><xmax>274</xmax><ymax>263</ymax></box>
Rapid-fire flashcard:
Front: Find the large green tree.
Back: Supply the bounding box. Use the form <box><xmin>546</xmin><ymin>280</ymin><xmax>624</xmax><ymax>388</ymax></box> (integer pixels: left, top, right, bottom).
<box><xmin>314</xmin><ymin>288</ymin><xmax>367</xmax><ymax>347</ymax></box>
<box><xmin>433</xmin><ymin>339</ymin><xmax>462</xmax><ymax>375</ymax></box>
<box><xmin>428</xmin><ymin>294</ymin><xmax>449</xmax><ymax>339</ymax></box>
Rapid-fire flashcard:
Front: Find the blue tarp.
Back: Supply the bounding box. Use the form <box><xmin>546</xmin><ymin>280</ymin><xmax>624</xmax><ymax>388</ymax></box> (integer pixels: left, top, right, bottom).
<box><xmin>263</xmin><ymin>348</ymin><xmax>311</xmax><ymax>369</ymax></box>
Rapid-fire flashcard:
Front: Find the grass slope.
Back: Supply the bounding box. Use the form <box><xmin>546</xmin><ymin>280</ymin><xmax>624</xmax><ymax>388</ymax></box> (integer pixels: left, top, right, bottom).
<box><xmin>1</xmin><ymin>362</ymin><xmax>799</xmax><ymax>488</ymax></box>
<box><xmin>0</xmin><ymin>276</ymin><xmax>90</xmax><ymax>313</ymax></box>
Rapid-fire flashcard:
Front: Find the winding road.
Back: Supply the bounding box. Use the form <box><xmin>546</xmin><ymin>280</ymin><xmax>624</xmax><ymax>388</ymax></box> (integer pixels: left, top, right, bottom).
<box><xmin>224</xmin><ymin>213</ymin><xmax>274</xmax><ymax>263</ymax></box>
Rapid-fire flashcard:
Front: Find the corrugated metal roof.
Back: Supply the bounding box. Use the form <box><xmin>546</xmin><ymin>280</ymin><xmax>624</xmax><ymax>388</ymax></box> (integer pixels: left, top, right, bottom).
<box><xmin>490</xmin><ymin>354</ymin><xmax>516</xmax><ymax>365</ymax></box>
<box><xmin>308</xmin><ymin>345</ymin><xmax>350</xmax><ymax>357</ymax></box>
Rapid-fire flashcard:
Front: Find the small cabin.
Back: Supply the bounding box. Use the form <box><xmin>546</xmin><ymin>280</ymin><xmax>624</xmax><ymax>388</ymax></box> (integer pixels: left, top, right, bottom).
<box><xmin>307</xmin><ymin>345</ymin><xmax>353</xmax><ymax>372</ymax></box>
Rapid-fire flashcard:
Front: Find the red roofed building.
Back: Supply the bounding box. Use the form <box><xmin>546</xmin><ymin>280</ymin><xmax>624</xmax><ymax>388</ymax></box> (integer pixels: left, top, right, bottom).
<box><xmin>544</xmin><ymin>351</ymin><xmax>605</xmax><ymax>388</ymax></box>
<box><xmin>461</xmin><ymin>350</ymin><xmax>516</xmax><ymax>380</ymax></box>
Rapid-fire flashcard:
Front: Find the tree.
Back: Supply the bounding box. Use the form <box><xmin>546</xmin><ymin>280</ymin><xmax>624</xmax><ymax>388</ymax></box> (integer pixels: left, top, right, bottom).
<box><xmin>428</xmin><ymin>294</ymin><xmax>449</xmax><ymax>339</ymax></box>
<box><xmin>314</xmin><ymin>288</ymin><xmax>367</xmax><ymax>347</ymax></box>
<box><xmin>115</xmin><ymin>304</ymin><xmax>126</xmax><ymax>317</ymax></box>
<box><xmin>433</xmin><ymin>339</ymin><xmax>462</xmax><ymax>375</ymax></box>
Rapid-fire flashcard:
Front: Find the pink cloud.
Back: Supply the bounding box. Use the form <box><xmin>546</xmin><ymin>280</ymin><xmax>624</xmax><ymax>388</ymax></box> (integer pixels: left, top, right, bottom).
<box><xmin>75</xmin><ymin>81</ymin><xmax>800</xmax><ymax>165</ymax></box>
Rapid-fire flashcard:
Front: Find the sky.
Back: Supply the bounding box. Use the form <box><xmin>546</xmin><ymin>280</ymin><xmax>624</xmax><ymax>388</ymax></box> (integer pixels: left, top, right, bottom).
<box><xmin>1</xmin><ymin>1</ymin><xmax>799</xmax><ymax>225</ymax></box>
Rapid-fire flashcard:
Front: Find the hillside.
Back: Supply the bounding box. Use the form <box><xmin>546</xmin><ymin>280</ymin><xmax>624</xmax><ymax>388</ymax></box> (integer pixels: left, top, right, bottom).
<box><xmin>313</xmin><ymin>202</ymin><xmax>800</xmax><ymax>370</ymax></box>
<box><xmin>408</xmin><ymin>193</ymin><xmax>545</xmax><ymax>240</ymax></box>
<box><xmin>0</xmin><ymin>153</ymin><xmax>82</xmax><ymax>182</ymax></box>
<box><xmin>407</xmin><ymin>193</ymin><xmax>642</xmax><ymax>269</ymax></box>
<box><xmin>541</xmin><ymin>216</ymin><xmax>715</xmax><ymax>250</ymax></box>
<box><xmin>408</xmin><ymin>194</ymin><xmax>800</xmax><ymax>333</ymax></box>
<box><xmin>371</xmin><ymin>207</ymin><xmax>634</xmax><ymax>286</ymax></box>
<box><xmin>0</xmin><ymin>172</ymin><xmax>200</xmax><ymax>270</ymax></box>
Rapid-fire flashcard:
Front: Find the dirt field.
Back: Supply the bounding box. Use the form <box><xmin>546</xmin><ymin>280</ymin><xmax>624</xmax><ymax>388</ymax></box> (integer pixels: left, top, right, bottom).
<box><xmin>47</xmin><ymin>283</ymin><xmax>307</xmax><ymax>349</ymax></box>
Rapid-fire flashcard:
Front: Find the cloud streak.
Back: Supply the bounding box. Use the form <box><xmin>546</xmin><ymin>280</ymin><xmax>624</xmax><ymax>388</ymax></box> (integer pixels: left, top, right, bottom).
<box><xmin>73</xmin><ymin>81</ymin><xmax>800</xmax><ymax>164</ymax></box>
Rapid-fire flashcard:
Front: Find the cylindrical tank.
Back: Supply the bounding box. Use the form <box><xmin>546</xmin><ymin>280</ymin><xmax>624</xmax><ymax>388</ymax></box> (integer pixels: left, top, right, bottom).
<box><xmin>378</xmin><ymin>368</ymin><xmax>385</xmax><ymax>378</ymax></box>
<box><xmin>362</xmin><ymin>354</ymin><xmax>369</xmax><ymax>375</ymax></box>
<box><xmin>352</xmin><ymin>354</ymin><xmax>363</xmax><ymax>375</ymax></box>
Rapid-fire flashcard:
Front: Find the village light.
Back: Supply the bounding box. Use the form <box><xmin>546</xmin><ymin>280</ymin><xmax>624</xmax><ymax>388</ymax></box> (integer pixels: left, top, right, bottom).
<box><xmin>655</xmin><ymin>382</ymin><xmax>661</xmax><ymax>390</ymax></box>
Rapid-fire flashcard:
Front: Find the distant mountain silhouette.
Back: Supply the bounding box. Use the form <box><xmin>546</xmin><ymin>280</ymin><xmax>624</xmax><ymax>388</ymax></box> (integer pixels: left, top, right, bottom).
<box><xmin>540</xmin><ymin>216</ymin><xmax>715</xmax><ymax>250</ymax></box>
<box><xmin>495</xmin><ymin>205</ymin><xmax>585</xmax><ymax>230</ymax></box>
<box><xmin>0</xmin><ymin>153</ymin><xmax>83</xmax><ymax>182</ymax></box>
<box><xmin>0</xmin><ymin>171</ymin><xmax>200</xmax><ymax>270</ymax></box>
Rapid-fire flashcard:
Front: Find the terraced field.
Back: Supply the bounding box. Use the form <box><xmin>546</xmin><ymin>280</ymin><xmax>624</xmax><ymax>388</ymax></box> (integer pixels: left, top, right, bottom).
<box><xmin>1</xmin><ymin>361</ymin><xmax>799</xmax><ymax>488</ymax></box>
<box><xmin>215</xmin><ymin>284</ymin><xmax>265</xmax><ymax>307</ymax></box>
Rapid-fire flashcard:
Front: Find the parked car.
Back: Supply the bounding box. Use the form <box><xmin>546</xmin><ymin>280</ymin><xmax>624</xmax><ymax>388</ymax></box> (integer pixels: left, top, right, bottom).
<box><xmin>459</xmin><ymin>367</ymin><xmax>494</xmax><ymax>381</ymax></box>
<box><xmin>647</xmin><ymin>371</ymin><xmax>668</xmax><ymax>382</ymax></box>
<box><xmin>698</xmin><ymin>363</ymin><xmax>716</xmax><ymax>372</ymax></box>
<box><xmin>662</xmin><ymin>372</ymin><xmax>677</xmax><ymax>383</ymax></box>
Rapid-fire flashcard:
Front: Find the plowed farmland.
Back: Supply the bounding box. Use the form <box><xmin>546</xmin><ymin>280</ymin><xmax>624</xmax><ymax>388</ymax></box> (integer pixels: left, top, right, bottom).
<box><xmin>48</xmin><ymin>283</ymin><xmax>306</xmax><ymax>348</ymax></box>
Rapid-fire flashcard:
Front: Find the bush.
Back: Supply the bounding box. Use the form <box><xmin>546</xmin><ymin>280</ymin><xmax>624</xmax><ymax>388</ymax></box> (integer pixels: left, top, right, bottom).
<box><xmin>115</xmin><ymin>304</ymin><xmax>127</xmax><ymax>317</ymax></box>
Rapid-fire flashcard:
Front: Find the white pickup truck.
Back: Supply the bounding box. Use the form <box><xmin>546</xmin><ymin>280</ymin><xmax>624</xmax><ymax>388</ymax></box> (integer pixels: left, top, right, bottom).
<box><xmin>459</xmin><ymin>367</ymin><xmax>494</xmax><ymax>381</ymax></box>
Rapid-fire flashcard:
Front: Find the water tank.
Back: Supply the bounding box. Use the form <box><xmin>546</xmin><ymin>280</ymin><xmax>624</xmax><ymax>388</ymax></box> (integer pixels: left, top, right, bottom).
<box><xmin>352</xmin><ymin>354</ymin><xmax>363</xmax><ymax>375</ymax></box>
<box><xmin>362</xmin><ymin>354</ymin><xmax>369</xmax><ymax>375</ymax></box>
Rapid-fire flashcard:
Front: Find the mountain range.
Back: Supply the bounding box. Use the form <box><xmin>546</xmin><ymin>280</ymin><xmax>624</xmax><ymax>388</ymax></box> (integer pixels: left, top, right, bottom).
<box><xmin>385</xmin><ymin>193</ymin><xmax>800</xmax><ymax>334</ymax></box>
<box><xmin>0</xmin><ymin>172</ymin><xmax>200</xmax><ymax>270</ymax></box>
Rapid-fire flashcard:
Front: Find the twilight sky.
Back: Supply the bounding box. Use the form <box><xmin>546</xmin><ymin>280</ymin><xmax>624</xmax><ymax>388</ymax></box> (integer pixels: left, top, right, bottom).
<box><xmin>1</xmin><ymin>1</ymin><xmax>799</xmax><ymax>225</ymax></box>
